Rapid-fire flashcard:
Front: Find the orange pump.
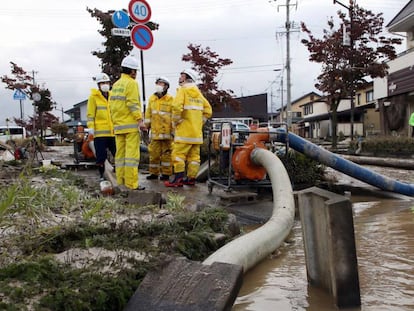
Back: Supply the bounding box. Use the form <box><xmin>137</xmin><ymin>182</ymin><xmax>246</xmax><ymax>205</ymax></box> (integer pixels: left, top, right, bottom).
<box><xmin>231</xmin><ymin>127</ymin><xmax>270</xmax><ymax>180</ymax></box>
<box><xmin>75</xmin><ymin>123</ymin><xmax>85</xmax><ymax>143</ymax></box>
<box><xmin>81</xmin><ymin>133</ymin><xmax>95</xmax><ymax>160</ymax></box>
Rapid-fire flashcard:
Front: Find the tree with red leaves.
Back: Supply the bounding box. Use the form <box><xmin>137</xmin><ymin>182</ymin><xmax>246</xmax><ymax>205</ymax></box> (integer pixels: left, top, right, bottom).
<box><xmin>1</xmin><ymin>62</ymin><xmax>56</xmax><ymax>138</ymax></box>
<box><xmin>301</xmin><ymin>1</ymin><xmax>401</xmax><ymax>147</ymax></box>
<box><xmin>182</xmin><ymin>44</ymin><xmax>240</xmax><ymax>112</ymax></box>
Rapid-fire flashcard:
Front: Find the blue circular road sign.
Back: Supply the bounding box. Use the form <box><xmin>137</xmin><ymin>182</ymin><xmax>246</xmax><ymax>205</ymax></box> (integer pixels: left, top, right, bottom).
<box><xmin>112</xmin><ymin>10</ymin><xmax>130</xmax><ymax>28</ymax></box>
<box><xmin>131</xmin><ymin>24</ymin><xmax>153</xmax><ymax>50</ymax></box>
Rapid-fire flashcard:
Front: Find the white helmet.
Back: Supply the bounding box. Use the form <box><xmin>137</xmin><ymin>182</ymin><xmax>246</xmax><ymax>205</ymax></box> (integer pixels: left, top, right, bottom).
<box><xmin>181</xmin><ymin>69</ymin><xmax>198</xmax><ymax>82</ymax></box>
<box><xmin>156</xmin><ymin>76</ymin><xmax>170</xmax><ymax>87</ymax></box>
<box><xmin>94</xmin><ymin>73</ymin><xmax>110</xmax><ymax>84</ymax></box>
<box><xmin>121</xmin><ymin>55</ymin><xmax>140</xmax><ymax>70</ymax></box>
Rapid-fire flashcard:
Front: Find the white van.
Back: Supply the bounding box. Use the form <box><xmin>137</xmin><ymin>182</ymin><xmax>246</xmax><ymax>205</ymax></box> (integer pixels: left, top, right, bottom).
<box><xmin>211</xmin><ymin>121</ymin><xmax>250</xmax><ymax>132</ymax></box>
<box><xmin>0</xmin><ymin>126</ymin><xmax>27</xmax><ymax>142</ymax></box>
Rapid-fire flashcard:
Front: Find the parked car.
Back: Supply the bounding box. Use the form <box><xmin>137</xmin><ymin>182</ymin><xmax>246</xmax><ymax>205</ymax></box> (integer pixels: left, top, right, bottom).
<box><xmin>212</xmin><ymin>121</ymin><xmax>250</xmax><ymax>132</ymax></box>
<box><xmin>211</xmin><ymin>121</ymin><xmax>251</xmax><ymax>143</ymax></box>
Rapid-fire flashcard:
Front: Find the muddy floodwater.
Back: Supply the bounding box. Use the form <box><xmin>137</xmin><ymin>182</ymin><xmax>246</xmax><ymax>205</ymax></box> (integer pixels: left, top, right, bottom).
<box><xmin>233</xmin><ymin>195</ymin><xmax>414</xmax><ymax>311</ymax></box>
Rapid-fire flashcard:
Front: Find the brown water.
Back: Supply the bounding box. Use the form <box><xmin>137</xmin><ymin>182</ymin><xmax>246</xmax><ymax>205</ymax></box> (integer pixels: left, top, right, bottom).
<box><xmin>233</xmin><ymin>196</ymin><xmax>414</xmax><ymax>311</ymax></box>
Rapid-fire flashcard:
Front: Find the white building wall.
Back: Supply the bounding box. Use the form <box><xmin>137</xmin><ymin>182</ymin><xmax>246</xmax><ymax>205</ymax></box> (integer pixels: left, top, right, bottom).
<box><xmin>337</xmin><ymin>123</ymin><xmax>363</xmax><ymax>136</ymax></box>
<box><xmin>374</xmin><ymin>77</ymin><xmax>388</xmax><ymax>100</ymax></box>
<box><xmin>337</xmin><ymin>99</ymin><xmax>351</xmax><ymax>112</ymax></box>
<box><xmin>312</xmin><ymin>101</ymin><xmax>328</xmax><ymax>115</ymax></box>
<box><xmin>318</xmin><ymin>120</ymin><xmax>330</xmax><ymax>138</ymax></box>
<box><xmin>80</xmin><ymin>104</ymin><xmax>87</xmax><ymax>121</ymax></box>
<box><xmin>374</xmin><ymin>50</ymin><xmax>414</xmax><ymax>100</ymax></box>
<box><xmin>303</xmin><ymin>101</ymin><xmax>328</xmax><ymax>119</ymax></box>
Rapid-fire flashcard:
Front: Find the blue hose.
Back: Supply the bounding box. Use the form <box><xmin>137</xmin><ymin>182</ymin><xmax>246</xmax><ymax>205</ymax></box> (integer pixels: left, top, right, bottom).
<box><xmin>275</xmin><ymin>129</ymin><xmax>414</xmax><ymax>197</ymax></box>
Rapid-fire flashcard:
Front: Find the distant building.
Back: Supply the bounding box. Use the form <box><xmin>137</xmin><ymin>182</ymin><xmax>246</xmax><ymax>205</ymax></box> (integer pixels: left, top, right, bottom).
<box><xmin>298</xmin><ymin>84</ymin><xmax>377</xmax><ymax>139</ymax></box>
<box><xmin>373</xmin><ymin>0</ymin><xmax>414</xmax><ymax>136</ymax></box>
<box><xmin>64</xmin><ymin>100</ymin><xmax>87</xmax><ymax>129</ymax></box>
<box><xmin>213</xmin><ymin>93</ymin><xmax>268</xmax><ymax>123</ymax></box>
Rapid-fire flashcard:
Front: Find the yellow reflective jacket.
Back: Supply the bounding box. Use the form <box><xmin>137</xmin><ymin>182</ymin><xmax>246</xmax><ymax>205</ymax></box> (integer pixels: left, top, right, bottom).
<box><xmin>410</xmin><ymin>112</ymin><xmax>414</xmax><ymax>126</ymax></box>
<box><xmin>172</xmin><ymin>84</ymin><xmax>212</xmax><ymax>144</ymax></box>
<box><xmin>144</xmin><ymin>93</ymin><xmax>174</xmax><ymax>140</ymax></box>
<box><xmin>86</xmin><ymin>89</ymin><xmax>114</xmax><ymax>138</ymax></box>
<box><xmin>109</xmin><ymin>73</ymin><xmax>142</xmax><ymax>134</ymax></box>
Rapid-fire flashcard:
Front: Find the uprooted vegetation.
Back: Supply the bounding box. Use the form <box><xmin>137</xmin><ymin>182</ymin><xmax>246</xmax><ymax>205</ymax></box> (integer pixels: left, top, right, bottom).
<box><xmin>0</xmin><ymin>165</ymin><xmax>235</xmax><ymax>310</ymax></box>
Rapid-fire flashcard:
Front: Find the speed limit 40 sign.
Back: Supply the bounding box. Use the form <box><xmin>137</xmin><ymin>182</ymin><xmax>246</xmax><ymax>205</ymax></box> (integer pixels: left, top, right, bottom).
<box><xmin>128</xmin><ymin>0</ymin><xmax>152</xmax><ymax>24</ymax></box>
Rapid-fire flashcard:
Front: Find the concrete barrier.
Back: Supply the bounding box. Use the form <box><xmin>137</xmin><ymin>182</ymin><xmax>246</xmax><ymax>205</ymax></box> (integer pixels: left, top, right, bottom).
<box><xmin>298</xmin><ymin>187</ymin><xmax>361</xmax><ymax>308</ymax></box>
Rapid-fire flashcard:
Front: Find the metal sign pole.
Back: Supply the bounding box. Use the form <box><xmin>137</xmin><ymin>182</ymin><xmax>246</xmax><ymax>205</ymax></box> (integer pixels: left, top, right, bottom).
<box><xmin>140</xmin><ymin>49</ymin><xmax>146</xmax><ymax>114</ymax></box>
<box><xmin>19</xmin><ymin>99</ymin><xmax>23</xmax><ymax>119</ymax></box>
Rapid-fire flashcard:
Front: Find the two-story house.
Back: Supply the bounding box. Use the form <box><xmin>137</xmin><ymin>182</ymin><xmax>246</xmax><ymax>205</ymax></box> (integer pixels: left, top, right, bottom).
<box><xmin>373</xmin><ymin>0</ymin><xmax>414</xmax><ymax>136</ymax></box>
<box><xmin>298</xmin><ymin>83</ymin><xmax>377</xmax><ymax>139</ymax></box>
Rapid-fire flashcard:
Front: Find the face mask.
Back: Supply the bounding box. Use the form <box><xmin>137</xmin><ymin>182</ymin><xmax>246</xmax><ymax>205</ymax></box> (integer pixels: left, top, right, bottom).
<box><xmin>100</xmin><ymin>84</ymin><xmax>110</xmax><ymax>92</ymax></box>
<box><xmin>155</xmin><ymin>85</ymin><xmax>164</xmax><ymax>93</ymax></box>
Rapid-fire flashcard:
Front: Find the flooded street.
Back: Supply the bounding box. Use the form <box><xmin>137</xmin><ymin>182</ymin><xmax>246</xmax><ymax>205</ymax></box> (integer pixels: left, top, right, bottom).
<box><xmin>12</xmin><ymin>147</ymin><xmax>414</xmax><ymax>309</ymax></box>
<box><xmin>233</xmin><ymin>191</ymin><xmax>414</xmax><ymax>310</ymax></box>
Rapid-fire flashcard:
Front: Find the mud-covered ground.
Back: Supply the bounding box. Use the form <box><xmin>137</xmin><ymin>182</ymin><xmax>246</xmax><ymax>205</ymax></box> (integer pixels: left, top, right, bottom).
<box><xmin>0</xmin><ymin>146</ymin><xmax>240</xmax><ymax>310</ymax></box>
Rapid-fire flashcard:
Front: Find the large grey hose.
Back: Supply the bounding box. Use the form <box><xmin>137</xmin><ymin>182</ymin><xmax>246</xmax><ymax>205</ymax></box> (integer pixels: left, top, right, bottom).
<box><xmin>203</xmin><ymin>148</ymin><xmax>295</xmax><ymax>272</ymax></box>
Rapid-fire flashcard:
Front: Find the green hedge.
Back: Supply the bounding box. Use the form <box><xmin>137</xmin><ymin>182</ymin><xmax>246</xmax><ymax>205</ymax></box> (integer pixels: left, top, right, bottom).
<box><xmin>349</xmin><ymin>136</ymin><xmax>414</xmax><ymax>157</ymax></box>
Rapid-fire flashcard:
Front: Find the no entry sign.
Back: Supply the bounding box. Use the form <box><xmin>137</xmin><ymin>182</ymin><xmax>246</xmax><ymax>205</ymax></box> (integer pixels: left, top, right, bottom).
<box><xmin>131</xmin><ymin>24</ymin><xmax>154</xmax><ymax>50</ymax></box>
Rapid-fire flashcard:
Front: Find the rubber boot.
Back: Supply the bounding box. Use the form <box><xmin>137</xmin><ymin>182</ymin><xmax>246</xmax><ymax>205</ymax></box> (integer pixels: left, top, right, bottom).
<box><xmin>160</xmin><ymin>174</ymin><xmax>169</xmax><ymax>181</ymax></box>
<box><xmin>98</xmin><ymin>165</ymin><xmax>105</xmax><ymax>181</ymax></box>
<box><xmin>164</xmin><ymin>172</ymin><xmax>184</xmax><ymax>187</ymax></box>
<box><xmin>183</xmin><ymin>177</ymin><xmax>196</xmax><ymax>186</ymax></box>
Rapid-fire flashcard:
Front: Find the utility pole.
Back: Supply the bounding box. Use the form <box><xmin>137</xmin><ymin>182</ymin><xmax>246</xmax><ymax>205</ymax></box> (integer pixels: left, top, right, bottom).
<box><xmin>273</xmin><ymin>0</ymin><xmax>298</xmax><ymax>129</ymax></box>
<box><xmin>280</xmin><ymin>74</ymin><xmax>284</xmax><ymax>123</ymax></box>
<box><xmin>55</xmin><ymin>106</ymin><xmax>65</xmax><ymax>122</ymax></box>
<box><xmin>285</xmin><ymin>0</ymin><xmax>292</xmax><ymax>128</ymax></box>
<box><xmin>32</xmin><ymin>70</ymin><xmax>38</xmax><ymax>136</ymax></box>
<box><xmin>334</xmin><ymin>0</ymin><xmax>355</xmax><ymax>140</ymax></box>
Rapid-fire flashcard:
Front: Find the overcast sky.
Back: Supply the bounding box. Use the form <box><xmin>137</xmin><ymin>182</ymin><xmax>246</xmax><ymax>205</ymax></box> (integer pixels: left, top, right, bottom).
<box><xmin>0</xmin><ymin>0</ymin><xmax>408</xmax><ymax>125</ymax></box>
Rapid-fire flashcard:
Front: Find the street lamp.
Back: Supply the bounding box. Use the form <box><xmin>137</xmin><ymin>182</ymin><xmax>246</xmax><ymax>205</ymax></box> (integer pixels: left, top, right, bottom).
<box><xmin>334</xmin><ymin>0</ymin><xmax>356</xmax><ymax>140</ymax></box>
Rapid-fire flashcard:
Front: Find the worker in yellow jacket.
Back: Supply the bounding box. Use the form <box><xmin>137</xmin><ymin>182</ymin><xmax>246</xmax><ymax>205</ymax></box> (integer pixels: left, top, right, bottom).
<box><xmin>409</xmin><ymin>112</ymin><xmax>414</xmax><ymax>137</ymax></box>
<box><xmin>109</xmin><ymin>55</ymin><xmax>145</xmax><ymax>190</ymax></box>
<box><xmin>144</xmin><ymin>77</ymin><xmax>174</xmax><ymax>180</ymax></box>
<box><xmin>165</xmin><ymin>69</ymin><xmax>212</xmax><ymax>187</ymax></box>
<box><xmin>87</xmin><ymin>73</ymin><xmax>116</xmax><ymax>181</ymax></box>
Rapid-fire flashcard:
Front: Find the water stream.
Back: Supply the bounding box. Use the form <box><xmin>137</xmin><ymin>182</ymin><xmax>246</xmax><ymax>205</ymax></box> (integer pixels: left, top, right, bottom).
<box><xmin>233</xmin><ymin>196</ymin><xmax>414</xmax><ymax>310</ymax></box>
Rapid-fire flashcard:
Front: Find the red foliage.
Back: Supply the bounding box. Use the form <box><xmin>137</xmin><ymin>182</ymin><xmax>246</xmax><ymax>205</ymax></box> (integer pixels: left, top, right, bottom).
<box><xmin>182</xmin><ymin>44</ymin><xmax>240</xmax><ymax>112</ymax></box>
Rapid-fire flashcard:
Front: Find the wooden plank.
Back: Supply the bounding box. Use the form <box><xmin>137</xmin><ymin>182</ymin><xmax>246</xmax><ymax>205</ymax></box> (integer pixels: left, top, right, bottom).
<box><xmin>123</xmin><ymin>257</ymin><xmax>243</xmax><ymax>311</ymax></box>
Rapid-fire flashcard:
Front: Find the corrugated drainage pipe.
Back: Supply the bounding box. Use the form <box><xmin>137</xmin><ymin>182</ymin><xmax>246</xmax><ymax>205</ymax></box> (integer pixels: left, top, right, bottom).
<box><xmin>203</xmin><ymin>148</ymin><xmax>295</xmax><ymax>273</ymax></box>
